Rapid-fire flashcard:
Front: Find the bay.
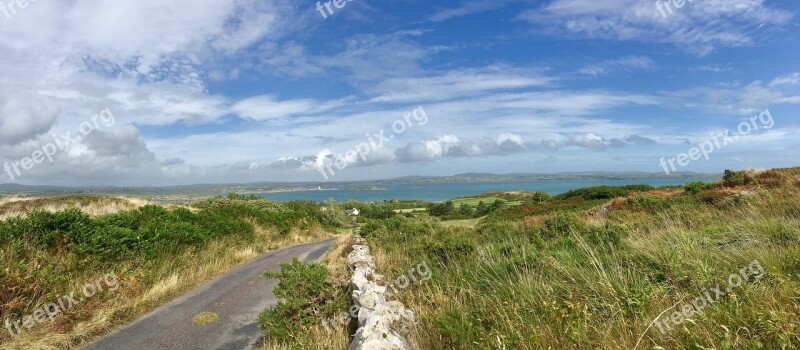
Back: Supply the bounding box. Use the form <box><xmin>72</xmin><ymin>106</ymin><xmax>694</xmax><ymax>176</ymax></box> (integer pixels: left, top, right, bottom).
<box><xmin>257</xmin><ymin>178</ymin><xmax>717</xmax><ymax>203</ymax></box>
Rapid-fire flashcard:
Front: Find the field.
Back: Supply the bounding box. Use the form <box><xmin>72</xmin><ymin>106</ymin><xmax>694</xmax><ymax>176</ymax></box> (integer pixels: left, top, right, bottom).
<box><xmin>365</xmin><ymin>168</ymin><xmax>800</xmax><ymax>349</ymax></box>
<box><xmin>3</xmin><ymin>169</ymin><xmax>800</xmax><ymax>350</ymax></box>
<box><xmin>257</xmin><ymin>168</ymin><xmax>800</xmax><ymax>349</ymax></box>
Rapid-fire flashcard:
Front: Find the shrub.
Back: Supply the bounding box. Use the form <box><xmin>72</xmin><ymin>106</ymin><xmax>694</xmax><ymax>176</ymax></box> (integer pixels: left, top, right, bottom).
<box><xmin>258</xmin><ymin>258</ymin><xmax>344</xmax><ymax>344</ymax></box>
<box><xmin>583</xmin><ymin>222</ymin><xmax>629</xmax><ymax>247</ymax></box>
<box><xmin>722</xmin><ymin>169</ymin><xmax>755</xmax><ymax>187</ymax></box>
<box><xmin>555</xmin><ymin>185</ymin><xmax>654</xmax><ymax>201</ymax></box>
<box><xmin>539</xmin><ymin>212</ymin><xmax>586</xmax><ymax>241</ymax></box>
<box><xmin>684</xmin><ymin>181</ymin><xmax>711</xmax><ymax>194</ymax></box>
<box><xmin>626</xmin><ymin>194</ymin><xmax>668</xmax><ymax>212</ymax></box>
<box><xmin>528</xmin><ymin>192</ymin><xmax>553</xmax><ymax>203</ymax></box>
<box><xmin>754</xmin><ymin>170</ymin><xmax>786</xmax><ymax>188</ymax></box>
<box><xmin>427</xmin><ymin>236</ymin><xmax>476</xmax><ymax>264</ymax></box>
<box><xmin>427</xmin><ymin>201</ymin><xmax>457</xmax><ymax>217</ymax></box>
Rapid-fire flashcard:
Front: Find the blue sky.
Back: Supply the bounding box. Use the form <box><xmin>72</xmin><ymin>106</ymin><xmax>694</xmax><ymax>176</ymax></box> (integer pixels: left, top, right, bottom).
<box><xmin>0</xmin><ymin>0</ymin><xmax>798</xmax><ymax>186</ymax></box>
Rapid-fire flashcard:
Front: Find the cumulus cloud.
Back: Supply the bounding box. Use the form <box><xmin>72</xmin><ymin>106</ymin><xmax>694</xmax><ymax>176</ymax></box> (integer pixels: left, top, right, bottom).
<box><xmin>396</xmin><ymin>133</ymin><xmax>529</xmax><ymax>163</ymax></box>
<box><xmin>0</xmin><ymin>94</ymin><xmax>61</xmax><ymax>146</ymax></box>
<box><xmin>540</xmin><ymin>139</ymin><xmax>559</xmax><ymax>150</ymax></box>
<box><xmin>568</xmin><ymin>133</ymin><xmax>607</xmax><ymax>151</ymax></box>
<box><xmin>568</xmin><ymin>133</ymin><xmax>657</xmax><ymax>151</ymax></box>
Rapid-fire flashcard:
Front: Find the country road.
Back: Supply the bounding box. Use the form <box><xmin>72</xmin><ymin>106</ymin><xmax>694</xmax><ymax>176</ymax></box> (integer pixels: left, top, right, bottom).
<box><xmin>83</xmin><ymin>238</ymin><xmax>339</xmax><ymax>350</ymax></box>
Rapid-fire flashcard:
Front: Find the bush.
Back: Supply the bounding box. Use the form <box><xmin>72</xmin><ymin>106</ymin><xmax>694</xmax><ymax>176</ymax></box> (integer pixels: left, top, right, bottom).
<box><xmin>258</xmin><ymin>258</ymin><xmax>344</xmax><ymax>344</ymax></box>
<box><xmin>723</xmin><ymin>169</ymin><xmax>755</xmax><ymax>187</ymax></box>
<box><xmin>754</xmin><ymin>170</ymin><xmax>786</xmax><ymax>188</ymax></box>
<box><xmin>427</xmin><ymin>236</ymin><xmax>476</xmax><ymax>264</ymax></box>
<box><xmin>626</xmin><ymin>194</ymin><xmax>668</xmax><ymax>211</ymax></box>
<box><xmin>583</xmin><ymin>222</ymin><xmax>629</xmax><ymax>247</ymax></box>
<box><xmin>555</xmin><ymin>185</ymin><xmax>654</xmax><ymax>201</ymax></box>
<box><xmin>527</xmin><ymin>192</ymin><xmax>553</xmax><ymax>203</ymax></box>
<box><xmin>539</xmin><ymin>212</ymin><xmax>586</xmax><ymax>241</ymax></box>
<box><xmin>684</xmin><ymin>181</ymin><xmax>711</xmax><ymax>194</ymax></box>
<box><xmin>428</xmin><ymin>201</ymin><xmax>457</xmax><ymax>217</ymax></box>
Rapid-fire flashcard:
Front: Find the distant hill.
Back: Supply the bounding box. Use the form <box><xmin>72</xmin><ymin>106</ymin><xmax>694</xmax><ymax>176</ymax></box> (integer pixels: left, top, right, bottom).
<box><xmin>1</xmin><ymin>171</ymin><xmax>719</xmax><ymax>197</ymax></box>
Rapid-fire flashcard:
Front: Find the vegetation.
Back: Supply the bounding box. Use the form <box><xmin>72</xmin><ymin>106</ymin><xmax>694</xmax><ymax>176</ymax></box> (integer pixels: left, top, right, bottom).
<box><xmin>311</xmin><ymin>168</ymin><xmax>800</xmax><ymax>349</ymax></box>
<box><xmin>5</xmin><ymin>168</ymin><xmax>800</xmax><ymax>350</ymax></box>
<box><xmin>0</xmin><ymin>196</ymin><xmax>340</xmax><ymax>349</ymax></box>
<box><xmin>258</xmin><ymin>258</ymin><xmax>347</xmax><ymax>347</ymax></box>
<box><xmin>554</xmin><ymin>184</ymin><xmax>655</xmax><ymax>200</ymax></box>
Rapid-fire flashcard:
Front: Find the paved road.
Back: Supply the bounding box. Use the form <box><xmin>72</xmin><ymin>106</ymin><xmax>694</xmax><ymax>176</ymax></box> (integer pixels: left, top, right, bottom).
<box><xmin>84</xmin><ymin>238</ymin><xmax>338</xmax><ymax>350</ymax></box>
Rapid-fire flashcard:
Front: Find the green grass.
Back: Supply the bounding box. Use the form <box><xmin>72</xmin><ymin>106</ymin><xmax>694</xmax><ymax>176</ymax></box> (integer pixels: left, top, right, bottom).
<box><xmin>0</xmin><ymin>197</ymin><xmax>344</xmax><ymax>347</ymax></box>
<box><xmin>362</xmin><ymin>168</ymin><xmax>800</xmax><ymax>350</ymax></box>
<box><xmin>440</xmin><ymin>218</ymin><xmax>482</xmax><ymax>228</ymax></box>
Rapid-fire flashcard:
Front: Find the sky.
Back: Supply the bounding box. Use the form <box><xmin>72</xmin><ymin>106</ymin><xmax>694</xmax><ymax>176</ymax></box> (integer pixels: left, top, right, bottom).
<box><xmin>0</xmin><ymin>0</ymin><xmax>798</xmax><ymax>186</ymax></box>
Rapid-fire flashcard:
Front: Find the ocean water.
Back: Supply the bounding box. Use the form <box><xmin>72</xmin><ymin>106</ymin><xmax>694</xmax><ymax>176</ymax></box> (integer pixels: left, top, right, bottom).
<box><xmin>258</xmin><ymin>178</ymin><xmax>717</xmax><ymax>203</ymax></box>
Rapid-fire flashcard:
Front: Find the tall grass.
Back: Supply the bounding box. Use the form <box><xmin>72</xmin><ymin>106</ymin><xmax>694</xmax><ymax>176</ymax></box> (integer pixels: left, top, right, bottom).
<box><xmin>0</xmin><ymin>196</ymin><xmax>340</xmax><ymax>349</ymax></box>
<box><xmin>364</xmin><ymin>169</ymin><xmax>800</xmax><ymax>349</ymax></box>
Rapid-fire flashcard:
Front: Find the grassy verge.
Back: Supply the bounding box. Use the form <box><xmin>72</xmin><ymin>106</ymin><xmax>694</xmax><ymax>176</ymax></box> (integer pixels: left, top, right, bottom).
<box><xmin>362</xmin><ymin>168</ymin><xmax>800</xmax><ymax>349</ymax></box>
<box><xmin>0</xmin><ymin>196</ymin><xmax>342</xmax><ymax>349</ymax></box>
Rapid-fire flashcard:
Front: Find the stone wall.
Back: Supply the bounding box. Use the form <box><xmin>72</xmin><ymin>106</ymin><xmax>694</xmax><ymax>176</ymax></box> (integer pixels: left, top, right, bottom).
<box><xmin>347</xmin><ymin>236</ymin><xmax>415</xmax><ymax>350</ymax></box>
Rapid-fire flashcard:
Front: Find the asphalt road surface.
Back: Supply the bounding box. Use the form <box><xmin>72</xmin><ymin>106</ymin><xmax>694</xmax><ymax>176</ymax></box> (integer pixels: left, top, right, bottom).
<box><xmin>83</xmin><ymin>238</ymin><xmax>338</xmax><ymax>350</ymax></box>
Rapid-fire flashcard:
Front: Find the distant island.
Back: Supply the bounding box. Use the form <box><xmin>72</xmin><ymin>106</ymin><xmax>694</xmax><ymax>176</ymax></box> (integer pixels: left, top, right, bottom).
<box><xmin>349</xmin><ymin>187</ymin><xmax>387</xmax><ymax>191</ymax></box>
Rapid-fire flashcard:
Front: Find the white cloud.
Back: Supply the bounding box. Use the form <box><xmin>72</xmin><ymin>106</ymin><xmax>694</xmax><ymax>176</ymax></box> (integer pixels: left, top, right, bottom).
<box><xmin>665</xmin><ymin>73</ymin><xmax>800</xmax><ymax>114</ymax></box>
<box><xmin>578</xmin><ymin>56</ymin><xmax>655</xmax><ymax>76</ymax></box>
<box><xmin>524</xmin><ymin>0</ymin><xmax>794</xmax><ymax>55</ymax></box>
<box><xmin>568</xmin><ymin>133</ymin><xmax>607</xmax><ymax>151</ymax></box>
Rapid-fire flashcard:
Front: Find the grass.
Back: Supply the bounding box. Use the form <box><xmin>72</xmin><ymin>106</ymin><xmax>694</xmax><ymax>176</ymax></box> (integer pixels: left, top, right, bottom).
<box><xmin>0</xmin><ymin>196</ymin><xmax>343</xmax><ymax>349</ymax></box>
<box><xmin>394</xmin><ymin>208</ymin><xmax>427</xmax><ymax>214</ymax></box>
<box><xmin>358</xmin><ymin>168</ymin><xmax>800</xmax><ymax>349</ymax></box>
<box><xmin>7</xmin><ymin>169</ymin><xmax>800</xmax><ymax>350</ymax></box>
<box><xmin>0</xmin><ymin>195</ymin><xmax>151</xmax><ymax>220</ymax></box>
<box><xmin>440</xmin><ymin>218</ymin><xmax>482</xmax><ymax>228</ymax></box>
<box><xmin>193</xmin><ymin>311</ymin><xmax>220</xmax><ymax>325</ymax></box>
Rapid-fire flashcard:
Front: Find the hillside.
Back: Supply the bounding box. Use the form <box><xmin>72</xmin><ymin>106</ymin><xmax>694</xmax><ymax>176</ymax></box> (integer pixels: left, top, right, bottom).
<box><xmin>257</xmin><ymin>168</ymin><xmax>800</xmax><ymax>349</ymax></box>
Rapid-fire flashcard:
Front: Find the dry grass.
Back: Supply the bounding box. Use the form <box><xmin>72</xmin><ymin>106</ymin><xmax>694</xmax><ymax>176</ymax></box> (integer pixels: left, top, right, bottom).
<box><xmin>0</xmin><ymin>195</ymin><xmax>151</xmax><ymax>220</ymax></box>
<box><xmin>364</xmin><ymin>175</ymin><xmax>800</xmax><ymax>349</ymax></box>
<box><xmin>0</xmin><ymin>221</ymin><xmax>341</xmax><ymax>350</ymax></box>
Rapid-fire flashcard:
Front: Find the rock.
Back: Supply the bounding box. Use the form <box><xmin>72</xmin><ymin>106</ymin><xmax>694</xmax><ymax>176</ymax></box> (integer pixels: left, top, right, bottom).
<box><xmin>347</xmin><ymin>236</ymin><xmax>414</xmax><ymax>350</ymax></box>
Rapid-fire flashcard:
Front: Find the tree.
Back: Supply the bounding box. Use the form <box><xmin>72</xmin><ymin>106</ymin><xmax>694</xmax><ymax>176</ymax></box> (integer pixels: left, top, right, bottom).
<box><xmin>476</xmin><ymin>201</ymin><xmax>488</xmax><ymax>216</ymax></box>
<box><xmin>458</xmin><ymin>203</ymin><xmax>474</xmax><ymax>217</ymax></box>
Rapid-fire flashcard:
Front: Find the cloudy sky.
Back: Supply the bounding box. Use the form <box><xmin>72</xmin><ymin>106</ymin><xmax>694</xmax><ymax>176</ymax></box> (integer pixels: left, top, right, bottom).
<box><xmin>0</xmin><ymin>0</ymin><xmax>798</xmax><ymax>186</ymax></box>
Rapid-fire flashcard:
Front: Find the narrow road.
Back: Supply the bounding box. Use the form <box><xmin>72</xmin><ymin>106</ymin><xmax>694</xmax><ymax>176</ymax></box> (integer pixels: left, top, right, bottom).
<box><xmin>84</xmin><ymin>238</ymin><xmax>339</xmax><ymax>350</ymax></box>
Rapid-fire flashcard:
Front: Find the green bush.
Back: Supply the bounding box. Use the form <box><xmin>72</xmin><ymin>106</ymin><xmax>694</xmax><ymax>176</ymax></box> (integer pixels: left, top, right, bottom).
<box><xmin>684</xmin><ymin>181</ymin><xmax>711</xmax><ymax>194</ymax></box>
<box><xmin>555</xmin><ymin>185</ymin><xmax>654</xmax><ymax>201</ymax></box>
<box><xmin>583</xmin><ymin>222</ymin><xmax>629</xmax><ymax>247</ymax></box>
<box><xmin>539</xmin><ymin>212</ymin><xmax>586</xmax><ymax>241</ymax></box>
<box><xmin>258</xmin><ymin>258</ymin><xmax>344</xmax><ymax>344</ymax></box>
<box><xmin>528</xmin><ymin>191</ymin><xmax>553</xmax><ymax>203</ymax></box>
<box><xmin>626</xmin><ymin>194</ymin><xmax>668</xmax><ymax>211</ymax></box>
<box><xmin>427</xmin><ymin>236</ymin><xmax>476</xmax><ymax>264</ymax></box>
<box><xmin>723</xmin><ymin>169</ymin><xmax>755</xmax><ymax>187</ymax></box>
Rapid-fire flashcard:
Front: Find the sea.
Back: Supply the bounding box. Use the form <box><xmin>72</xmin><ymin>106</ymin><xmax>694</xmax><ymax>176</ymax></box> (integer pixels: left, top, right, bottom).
<box><xmin>257</xmin><ymin>178</ymin><xmax>717</xmax><ymax>203</ymax></box>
